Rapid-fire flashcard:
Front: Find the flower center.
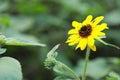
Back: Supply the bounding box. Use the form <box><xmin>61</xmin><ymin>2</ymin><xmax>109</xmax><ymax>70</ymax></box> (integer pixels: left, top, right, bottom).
<box><xmin>79</xmin><ymin>24</ymin><xmax>92</xmax><ymax>37</ymax></box>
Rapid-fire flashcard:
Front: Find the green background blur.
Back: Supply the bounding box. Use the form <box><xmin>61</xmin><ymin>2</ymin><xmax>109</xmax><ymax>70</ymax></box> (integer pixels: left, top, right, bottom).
<box><xmin>0</xmin><ymin>0</ymin><xmax>120</xmax><ymax>80</ymax></box>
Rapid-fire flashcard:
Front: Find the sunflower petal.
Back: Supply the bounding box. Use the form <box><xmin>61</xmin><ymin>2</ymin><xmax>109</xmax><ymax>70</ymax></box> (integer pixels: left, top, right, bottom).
<box><xmin>83</xmin><ymin>15</ymin><xmax>93</xmax><ymax>24</ymax></box>
<box><xmin>76</xmin><ymin>39</ymin><xmax>87</xmax><ymax>50</ymax></box>
<box><xmin>89</xmin><ymin>45</ymin><xmax>96</xmax><ymax>51</ymax></box>
<box><xmin>72</xmin><ymin>21</ymin><xmax>82</xmax><ymax>29</ymax></box>
<box><xmin>93</xmin><ymin>16</ymin><xmax>104</xmax><ymax>25</ymax></box>
<box><xmin>68</xmin><ymin>38</ymin><xmax>80</xmax><ymax>46</ymax></box>
<box><xmin>88</xmin><ymin>36</ymin><xmax>96</xmax><ymax>51</ymax></box>
<box><xmin>66</xmin><ymin>34</ymin><xmax>79</xmax><ymax>43</ymax></box>
<box><xmin>98</xmin><ymin>32</ymin><xmax>106</xmax><ymax>36</ymax></box>
<box><xmin>97</xmin><ymin>23</ymin><xmax>108</xmax><ymax>31</ymax></box>
<box><xmin>75</xmin><ymin>42</ymin><xmax>80</xmax><ymax>50</ymax></box>
<box><xmin>68</xmin><ymin>29</ymin><xmax>78</xmax><ymax>34</ymax></box>
<box><xmin>92</xmin><ymin>31</ymin><xmax>106</xmax><ymax>38</ymax></box>
<box><xmin>80</xmin><ymin>39</ymin><xmax>87</xmax><ymax>50</ymax></box>
<box><xmin>88</xmin><ymin>36</ymin><xmax>94</xmax><ymax>46</ymax></box>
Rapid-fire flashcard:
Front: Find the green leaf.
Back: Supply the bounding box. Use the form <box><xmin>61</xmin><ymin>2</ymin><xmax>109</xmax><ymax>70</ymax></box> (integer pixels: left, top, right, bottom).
<box><xmin>1</xmin><ymin>28</ymin><xmax>46</xmax><ymax>47</ymax></box>
<box><xmin>44</xmin><ymin>44</ymin><xmax>80</xmax><ymax>80</ymax></box>
<box><xmin>0</xmin><ymin>1</ymin><xmax>9</xmax><ymax>12</ymax></box>
<box><xmin>8</xmin><ymin>16</ymin><xmax>34</xmax><ymax>31</ymax></box>
<box><xmin>0</xmin><ymin>16</ymin><xmax>10</xmax><ymax>27</ymax></box>
<box><xmin>5</xmin><ymin>37</ymin><xmax>46</xmax><ymax>47</ymax></box>
<box><xmin>54</xmin><ymin>76</ymin><xmax>70</xmax><ymax>80</ymax></box>
<box><xmin>74</xmin><ymin>58</ymin><xmax>110</xmax><ymax>79</ymax></box>
<box><xmin>0</xmin><ymin>48</ymin><xmax>6</xmax><ymax>54</ymax></box>
<box><xmin>106</xmin><ymin>77</ymin><xmax>117</xmax><ymax>80</ymax></box>
<box><xmin>47</xmin><ymin>44</ymin><xmax>60</xmax><ymax>58</ymax></box>
<box><xmin>0</xmin><ymin>35</ymin><xmax>6</xmax><ymax>45</ymax></box>
<box><xmin>44</xmin><ymin>44</ymin><xmax>60</xmax><ymax>69</ymax></box>
<box><xmin>53</xmin><ymin>61</ymin><xmax>79</xmax><ymax>80</ymax></box>
<box><xmin>59</xmin><ymin>0</ymin><xmax>88</xmax><ymax>14</ymax></box>
<box><xmin>106</xmin><ymin>72</ymin><xmax>120</xmax><ymax>80</ymax></box>
<box><xmin>0</xmin><ymin>57</ymin><xmax>22</xmax><ymax>80</ymax></box>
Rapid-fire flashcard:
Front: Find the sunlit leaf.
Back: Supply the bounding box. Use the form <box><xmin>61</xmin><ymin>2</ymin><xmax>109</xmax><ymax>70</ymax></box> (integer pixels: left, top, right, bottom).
<box><xmin>106</xmin><ymin>72</ymin><xmax>120</xmax><ymax>80</ymax></box>
<box><xmin>0</xmin><ymin>57</ymin><xmax>22</xmax><ymax>80</ymax></box>
<box><xmin>0</xmin><ymin>48</ymin><xmax>7</xmax><ymax>54</ymax></box>
<box><xmin>0</xmin><ymin>1</ymin><xmax>9</xmax><ymax>12</ymax></box>
<box><xmin>53</xmin><ymin>61</ymin><xmax>79</xmax><ymax>79</ymax></box>
<box><xmin>0</xmin><ymin>35</ymin><xmax>6</xmax><ymax>44</ymax></box>
<box><xmin>9</xmin><ymin>16</ymin><xmax>34</xmax><ymax>31</ymax></box>
<box><xmin>5</xmin><ymin>37</ymin><xmax>46</xmax><ymax>47</ymax></box>
<box><xmin>0</xmin><ymin>16</ymin><xmax>10</xmax><ymax>27</ymax></box>
<box><xmin>47</xmin><ymin>44</ymin><xmax>60</xmax><ymax>58</ymax></box>
<box><xmin>54</xmin><ymin>76</ymin><xmax>70</xmax><ymax>80</ymax></box>
<box><xmin>74</xmin><ymin>58</ymin><xmax>110</xmax><ymax>79</ymax></box>
<box><xmin>45</xmin><ymin>44</ymin><xmax>80</xmax><ymax>80</ymax></box>
<box><xmin>16</xmin><ymin>0</ymin><xmax>47</xmax><ymax>14</ymax></box>
<box><xmin>59</xmin><ymin>0</ymin><xmax>88</xmax><ymax>14</ymax></box>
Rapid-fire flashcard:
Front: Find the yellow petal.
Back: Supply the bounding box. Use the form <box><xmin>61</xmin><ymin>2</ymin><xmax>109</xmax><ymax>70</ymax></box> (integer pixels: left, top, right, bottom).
<box><xmin>100</xmin><ymin>23</ymin><xmax>108</xmax><ymax>29</ymax></box>
<box><xmin>95</xmin><ymin>23</ymin><xmax>108</xmax><ymax>31</ymax></box>
<box><xmin>93</xmin><ymin>16</ymin><xmax>104</xmax><ymax>25</ymax></box>
<box><xmin>92</xmin><ymin>30</ymin><xmax>106</xmax><ymax>38</ymax></box>
<box><xmin>76</xmin><ymin>38</ymin><xmax>87</xmax><ymax>50</ymax></box>
<box><xmin>68</xmin><ymin>29</ymin><xmax>78</xmax><ymax>34</ymax></box>
<box><xmin>89</xmin><ymin>45</ymin><xmax>96</xmax><ymax>51</ymax></box>
<box><xmin>72</xmin><ymin>21</ymin><xmax>82</xmax><ymax>29</ymax></box>
<box><xmin>95</xmin><ymin>37</ymin><xmax>105</xmax><ymax>43</ymax></box>
<box><xmin>83</xmin><ymin>15</ymin><xmax>93</xmax><ymax>24</ymax></box>
<box><xmin>87</xmin><ymin>36</ymin><xmax>96</xmax><ymax>51</ymax></box>
<box><xmin>66</xmin><ymin>34</ymin><xmax>79</xmax><ymax>43</ymax></box>
<box><xmin>68</xmin><ymin>34</ymin><xmax>79</xmax><ymax>39</ymax></box>
<box><xmin>98</xmin><ymin>32</ymin><xmax>106</xmax><ymax>36</ymax></box>
<box><xmin>88</xmin><ymin>36</ymin><xmax>94</xmax><ymax>46</ymax></box>
<box><xmin>68</xmin><ymin>38</ymin><xmax>80</xmax><ymax>46</ymax></box>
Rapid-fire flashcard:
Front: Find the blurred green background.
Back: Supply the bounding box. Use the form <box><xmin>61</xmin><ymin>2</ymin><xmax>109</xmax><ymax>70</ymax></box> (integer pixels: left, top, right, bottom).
<box><xmin>0</xmin><ymin>0</ymin><xmax>120</xmax><ymax>80</ymax></box>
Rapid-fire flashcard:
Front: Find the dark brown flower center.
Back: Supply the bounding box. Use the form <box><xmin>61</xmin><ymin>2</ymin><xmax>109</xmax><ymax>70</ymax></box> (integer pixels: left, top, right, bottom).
<box><xmin>79</xmin><ymin>24</ymin><xmax>92</xmax><ymax>37</ymax></box>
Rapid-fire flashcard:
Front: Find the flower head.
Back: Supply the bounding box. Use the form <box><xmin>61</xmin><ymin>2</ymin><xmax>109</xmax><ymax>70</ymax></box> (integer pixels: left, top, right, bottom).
<box><xmin>66</xmin><ymin>15</ymin><xmax>108</xmax><ymax>51</ymax></box>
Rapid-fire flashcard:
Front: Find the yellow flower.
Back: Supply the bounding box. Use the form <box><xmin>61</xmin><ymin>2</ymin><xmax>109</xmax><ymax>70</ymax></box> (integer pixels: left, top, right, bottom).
<box><xmin>66</xmin><ymin>15</ymin><xmax>108</xmax><ymax>51</ymax></box>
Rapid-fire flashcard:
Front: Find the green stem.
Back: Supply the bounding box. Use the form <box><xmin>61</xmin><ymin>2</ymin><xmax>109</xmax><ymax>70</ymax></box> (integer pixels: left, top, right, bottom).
<box><xmin>55</xmin><ymin>60</ymin><xmax>80</xmax><ymax>80</ymax></box>
<box><xmin>63</xmin><ymin>64</ymin><xmax>80</xmax><ymax>80</ymax></box>
<box><xmin>82</xmin><ymin>46</ymin><xmax>90</xmax><ymax>80</ymax></box>
<box><xmin>98</xmin><ymin>39</ymin><xmax>120</xmax><ymax>50</ymax></box>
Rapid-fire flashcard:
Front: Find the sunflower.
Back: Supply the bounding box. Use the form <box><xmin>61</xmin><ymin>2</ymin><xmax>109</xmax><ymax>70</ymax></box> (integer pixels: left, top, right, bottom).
<box><xmin>66</xmin><ymin>15</ymin><xmax>108</xmax><ymax>51</ymax></box>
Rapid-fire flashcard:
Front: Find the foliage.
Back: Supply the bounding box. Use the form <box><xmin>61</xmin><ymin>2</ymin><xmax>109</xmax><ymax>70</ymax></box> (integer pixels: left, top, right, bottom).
<box><xmin>0</xmin><ymin>0</ymin><xmax>120</xmax><ymax>80</ymax></box>
<box><xmin>44</xmin><ymin>44</ymin><xmax>80</xmax><ymax>80</ymax></box>
<box><xmin>0</xmin><ymin>57</ymin><xmax>22</xmax><ymax>80</ymax></box>
<box><xmin>106</xmin><ymin>72</ymin><xmax>120</xmax><ymax>80</ymax></box>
